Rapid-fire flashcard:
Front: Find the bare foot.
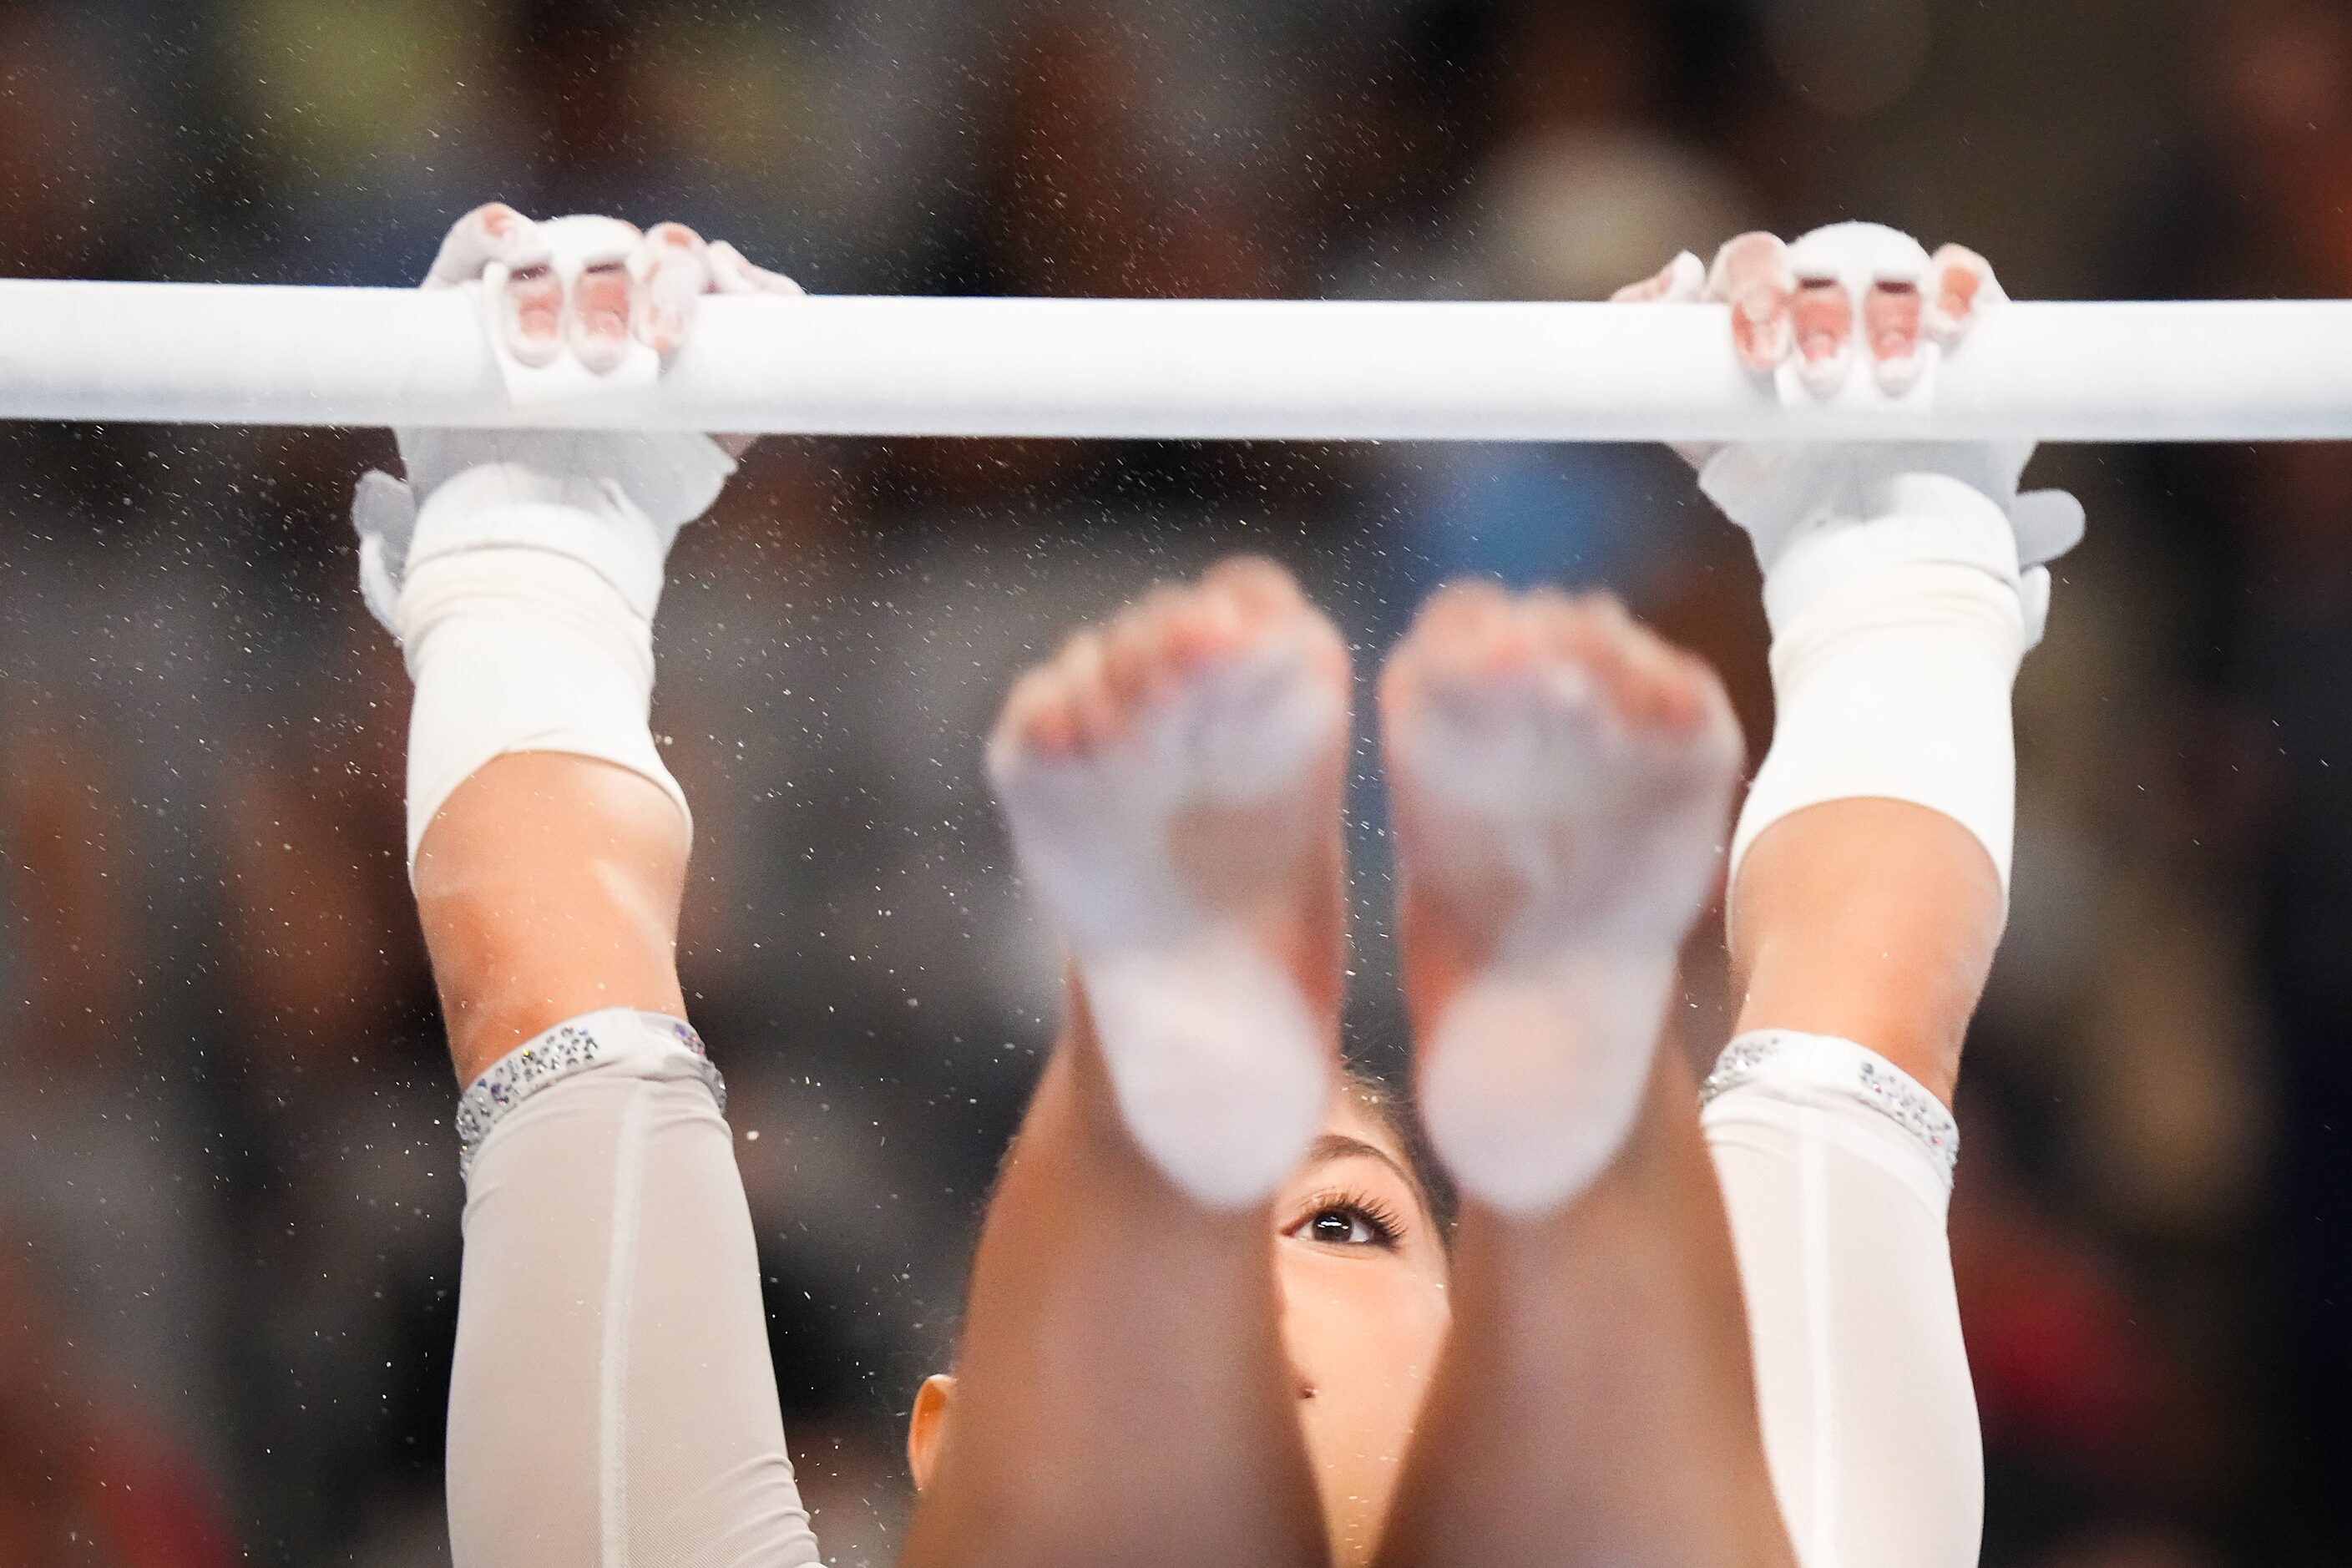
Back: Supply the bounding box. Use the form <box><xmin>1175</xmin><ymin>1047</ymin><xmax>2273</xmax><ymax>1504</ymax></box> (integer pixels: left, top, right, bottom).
<box><xmin>1381</xmin><ymin>584</ymin><xmax>1742</xmax><ymax>1213</ymax></box>
<box><xmin>989</xmin><ymin>556</ymin><xmax>1351</xmax><ymax>1206</ymax></box>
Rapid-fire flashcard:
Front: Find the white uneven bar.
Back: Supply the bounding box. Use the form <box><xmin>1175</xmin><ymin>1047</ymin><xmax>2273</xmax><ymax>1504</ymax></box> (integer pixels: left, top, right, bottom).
<box><xmin>3</xmin><ymin>280</ymin><xmax>2351</xmax><ymax>440</ymax></box>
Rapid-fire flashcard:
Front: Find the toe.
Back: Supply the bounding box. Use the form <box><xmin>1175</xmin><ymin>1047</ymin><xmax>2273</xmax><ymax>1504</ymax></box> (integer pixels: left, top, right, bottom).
<box><xmin>1164</xmin><ymin>580</ymin><xmax>1251</xmax><ymax>666</ymax></box>
<box><xmin>1530</xmin><ymin>590</ymin><xmax>1630</xmax><ymax>665</ymax></box>
<box><xmin>1436</xmin><ymin>588</ymin><xmax>1538</xmax><ymax>687</ymax></box>
<box><xmin>1411</xmin><ymin>579</ymin><xmax>1517</xmax><ymax>647</ymax></box>
<box><xmin>1611</xmin><ymin>624</ymin><xmax>1692</xmax><ymax>731</ymax></box>
<box><xmin>1549</xmin><ymin>598</ymin><xmax>1640</xmax><ymax>715</ymax></box>
<box><xmin>994</xmin><ymin>665</ymin><xmax>1082</xmax><ymax>763</ymax></box>
<box><xmin>1201</xmin><ymin>555</ymin><xmax>1305</xmax><ymax>630</ymax></box>
<box><xmin>1103</xmin><ymin>595</ymin><xmax>1181</xmax><ymax>710</ymax></box>
<box><xmin>1058</xmin><ymin>630</ymin><xmax>1120</xmax><ymax>750</ymax></box>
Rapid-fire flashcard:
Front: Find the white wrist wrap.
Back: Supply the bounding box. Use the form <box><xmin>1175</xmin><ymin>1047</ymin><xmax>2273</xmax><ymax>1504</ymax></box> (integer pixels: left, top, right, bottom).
<box><xmin>397</xmin><ymin>473</ymin><xmax>688</xmax><ymax>867</ymax></box>
<box><xmin>1731</xmin><ymin>473</ymin><xmax>2026</xmax><ymax>896</ymax></box>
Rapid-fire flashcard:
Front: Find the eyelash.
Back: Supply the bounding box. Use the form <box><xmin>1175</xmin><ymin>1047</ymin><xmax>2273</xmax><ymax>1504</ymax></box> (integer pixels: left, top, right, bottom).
<box><xmin>1290</xmin><ymin>1187</ymin><xmax>1407</xmax><ymax>1250</ymax></box>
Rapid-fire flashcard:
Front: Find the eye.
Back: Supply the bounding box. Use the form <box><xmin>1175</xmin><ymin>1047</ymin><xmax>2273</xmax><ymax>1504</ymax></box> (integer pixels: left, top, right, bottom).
<box><xmin>1286</xmin><ymin>1193</ymin><xmax>1403</xmax><ymax>1250</ymax></box>
<box><xmin>1309</xmin><ymin>1207</ymin><xmax>1378</xmax><ymax>1246</ymax></box>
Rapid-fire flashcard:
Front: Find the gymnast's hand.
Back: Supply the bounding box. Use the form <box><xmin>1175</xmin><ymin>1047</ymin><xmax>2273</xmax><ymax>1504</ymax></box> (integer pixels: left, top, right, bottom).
<box><xmin>425</xmin><ymin>201</ymin><xmax>802</xmax><ymax>449</ymax></box>
<box><xmin>351</xmin><ymin>203</ymin><xmax>802</xmax><ymax>631</ymax></box>
<box><xmin>1616</xmin><ymin>223</ymin><xmax>2083</xmax><ymax>637</ymax></box>
<box><xmin>1616</xmin><ymin>225</ymin><xmax>1995</xmax><ymax>401</ymax></box>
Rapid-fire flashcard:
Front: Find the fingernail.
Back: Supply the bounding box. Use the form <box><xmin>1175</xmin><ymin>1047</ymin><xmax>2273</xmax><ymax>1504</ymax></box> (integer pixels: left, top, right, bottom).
<box><xmin>1876</xmin><ymin>353</ymin><xmax>1925</xmax><ymax>396</ymax></box>
<box><xmin>1797</xmin><ymin>346</ymin><xmax>1849</xmax><ymax>397</ymax></box>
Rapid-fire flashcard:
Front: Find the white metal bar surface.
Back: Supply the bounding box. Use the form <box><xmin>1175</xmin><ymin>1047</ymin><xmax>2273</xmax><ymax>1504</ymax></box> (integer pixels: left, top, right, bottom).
<box><xmin>3</xmin><ymin>281</ymin><xmax>2350</xmax><ymax>441</ymax></box>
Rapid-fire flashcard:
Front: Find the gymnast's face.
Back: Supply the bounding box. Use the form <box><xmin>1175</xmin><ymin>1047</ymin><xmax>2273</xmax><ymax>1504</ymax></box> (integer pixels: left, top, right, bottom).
<box><xmin>904</xmin><ymin>1095</ymin><xmax>1452</xmax><ymax>1561</ymax></box>
<box><xmin>1272</xmin><ymin>1092</ymin><xmax>1454</xmax><ymax>1565</ymax></box>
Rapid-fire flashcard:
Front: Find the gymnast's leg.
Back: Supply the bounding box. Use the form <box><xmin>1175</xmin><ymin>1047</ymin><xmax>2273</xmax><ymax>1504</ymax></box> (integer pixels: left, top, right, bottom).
<box><xmin>897</xmin><ymin>558</ymin><xmax>1349</xmax><ymax>1568</ymax></box>
<box><xmin>357</xmin><ymin>205</ymin><xmax>818</xmax><ymax>1567</ymax></box>
<box><xmin>1370</xmin><ymin>585</ymin><xmax>1793</xmax><ymax>1568</ymax></box>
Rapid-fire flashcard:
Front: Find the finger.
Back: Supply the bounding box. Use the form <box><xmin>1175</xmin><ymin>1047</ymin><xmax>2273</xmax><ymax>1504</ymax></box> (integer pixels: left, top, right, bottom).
<box><xmin>708</xmin><ymin>239</ymin><xmax>805</xmax><ymax>296</ymax></box>
<box><xmin>1611</xmin><ymin>250</ymin><xmax>1705</xmax><ymax>304</ymax></box>
<box><xmin>566</xmin><ymin>260</ymin><xmax>632</xmax><ymax>374</ymax></box>
<box><xmin>425</xmin><ymin>202</ymin><xmax>549</xmax><ymax>289</ymax></box>
<box><xmin>1614</xmin><ymin>254</ymin><xmax>1712</xmax><ymax>469</ymax></box>
<box><xmin>1865</xmin><ymin>278</ymin><xmax>1928</xmax><ymax>394</ymax></box>
<box><xmin>544</xmin><ymin>220</ymin><xmax>640</xmax><ymax>375</ymax></box>
<box><xmin>426</xmin><ymin>205</ymin><xmax>561</xmax><ymax>366</ymax></box>
<box><xmin>1788</xmin><ymin>276</ymin><xmax>1854</xmax><ymax>397</ymax></box>
<box><xmin>635</xmin><ymin>221</ymin><xmax>713</xmax><ymax>355</ymax></box>
<box><xmin>2011</xmin><ymin>488</ymin><xmax>2086</xmax><ymax>569</ymax></box>
<box><xmin>503</xmin><ymin>260</ymin><xmax>565</xmax><ymax>368</ymax></box>
<box><xmin>2018</xmin><ymin>565</ymin><xmax>2052</xmax><ymax>649</ymax></box>
<box><xmin>1925</xmin><ymin>243</ymin><xmax>2000</xmax><ymax>345</ymax></box>
<box><xmin>1707</xmin><ymin>231</ymin><xmax>1795</xmax><ymax>373</ymax></box>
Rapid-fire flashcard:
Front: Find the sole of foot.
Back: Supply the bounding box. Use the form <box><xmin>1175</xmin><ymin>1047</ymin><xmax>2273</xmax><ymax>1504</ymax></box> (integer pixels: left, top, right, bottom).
<box><xmin>988</xmin><ymin>556</ymin><xmax>1352</xmax><ymax>1207</ymax></box>
<box><xmin>1381</xmin><ymin>583</ymin><xmax>1743</xmax><ymax>1214</ymax></box>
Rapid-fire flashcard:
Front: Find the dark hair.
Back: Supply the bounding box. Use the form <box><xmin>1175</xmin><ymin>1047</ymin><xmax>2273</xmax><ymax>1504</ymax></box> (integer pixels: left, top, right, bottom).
<box><xmin>1334</xmin><ymin>1066</ymin><xmax>1458</xmax><ymax>1247</ymax></box>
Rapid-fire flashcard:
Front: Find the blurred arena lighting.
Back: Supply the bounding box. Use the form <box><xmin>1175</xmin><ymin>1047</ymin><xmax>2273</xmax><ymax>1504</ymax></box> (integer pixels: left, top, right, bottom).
<box><xmin>1766</xmin><ymin>0</ymin><xmax>1934</xmax><ymax>119</ymax></box>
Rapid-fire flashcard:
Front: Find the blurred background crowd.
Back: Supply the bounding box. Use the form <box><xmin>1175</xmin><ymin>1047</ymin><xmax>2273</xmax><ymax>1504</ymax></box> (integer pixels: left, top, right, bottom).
<box><xmin>1</xmin><ymin>0</ymin><xmax>2349</xmax><ymax>1562</ymax></box>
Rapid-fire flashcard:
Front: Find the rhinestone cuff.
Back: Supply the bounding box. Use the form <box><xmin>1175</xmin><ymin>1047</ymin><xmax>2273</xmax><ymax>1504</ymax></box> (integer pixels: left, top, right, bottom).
<box><xmin>1700</xmin><ymin>1028</ymin><xmax>1959</xmax><ymax>1181</ymax></box>
<box><xmin>455</xmin><ymin>1010</ymin><xmax>723</xmax><ymax>1178</ymax></box>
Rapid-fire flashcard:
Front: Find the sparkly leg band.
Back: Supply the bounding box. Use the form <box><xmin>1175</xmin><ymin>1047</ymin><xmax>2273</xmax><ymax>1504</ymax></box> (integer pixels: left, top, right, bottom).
<box><xmin>1700</xmin><ymin>1027</ymin><xmax>1959</xmax><ymax>1183</ymax></box>
<box><xmin>454</xmin><ymin>1007</ymin><xmax>724</xmax><ymax>1179</ymax></box>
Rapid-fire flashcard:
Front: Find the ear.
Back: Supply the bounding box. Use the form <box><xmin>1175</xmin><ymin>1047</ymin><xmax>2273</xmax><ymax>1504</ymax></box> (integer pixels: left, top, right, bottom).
<box><xmin>907</xmin><ymin>1373</ymin><xmax>956</xmax><ymax>1491</ymax></box>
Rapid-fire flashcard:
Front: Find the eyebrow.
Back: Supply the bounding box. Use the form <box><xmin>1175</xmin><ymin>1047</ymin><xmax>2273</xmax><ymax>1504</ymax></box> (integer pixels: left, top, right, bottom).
<box><xmin>1305</xmin><ymin>1132</ymin><xmax>1417</xmax><ymax>1191</ymax></box>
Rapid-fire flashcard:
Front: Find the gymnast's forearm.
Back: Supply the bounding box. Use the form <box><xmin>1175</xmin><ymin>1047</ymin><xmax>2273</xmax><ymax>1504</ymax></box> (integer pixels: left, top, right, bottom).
<box><xmin>359</xmin><ymin>206</ymin><xmax>823</xmax><ymax>1568</ymax></box>
<box><xmin>1722</xmin><ymin>506</ymin><xmax>2018</xmax><ymax>1093</ymax></box>
<box><xmin>1652</xmin><ymin>225</ymin><xmax>2081</xmax><ymax>1568</ymax></box>
<box><xmin>1702</xmin><ymin>232</ymin><xmax>2064</xmax><ymax>1097</ymax></box>
<box><xmin>387</xmin><ymin>463</ymin><xmax>702</xmax><ymax>1078</ymax></box>
<box><xmin>412</xmin><ymin>730</ymin><xmax>691</xmax><ymax>1085</ymax></box>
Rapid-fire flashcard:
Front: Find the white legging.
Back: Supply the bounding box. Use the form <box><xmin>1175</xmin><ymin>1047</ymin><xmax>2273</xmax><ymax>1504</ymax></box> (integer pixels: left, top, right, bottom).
<box><xmin>1704</xmin><ymin>1029</ymin><xmax>1980</xmax><ymax>1568</ymax></box>
<box><xmin>446</xmin><ymin>1009</ymin><xmax>822</xmax><ymax>1568</ymax></box>
<box><xmin>444</xmin><ymin>1014</ymin><xmax>1973</xmax><ymax>1568</ymax></box>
